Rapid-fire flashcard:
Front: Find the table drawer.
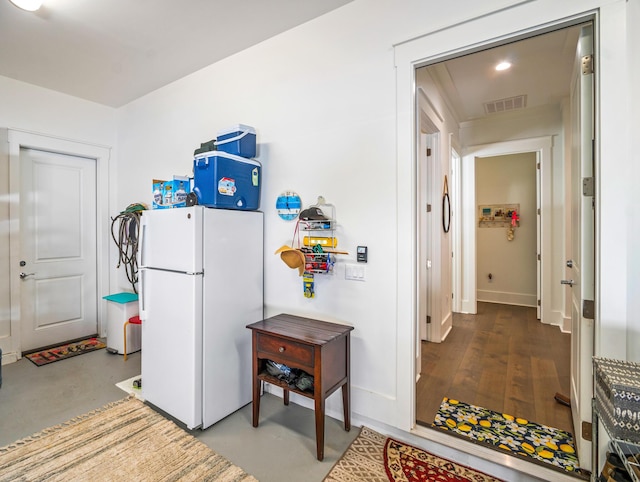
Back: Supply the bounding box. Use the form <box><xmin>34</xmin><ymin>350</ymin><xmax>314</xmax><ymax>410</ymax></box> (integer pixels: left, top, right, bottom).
<box><xmin>257</xmin><ymin>333</ymin><xmax>313</xmax><ymax>366</ymax></box>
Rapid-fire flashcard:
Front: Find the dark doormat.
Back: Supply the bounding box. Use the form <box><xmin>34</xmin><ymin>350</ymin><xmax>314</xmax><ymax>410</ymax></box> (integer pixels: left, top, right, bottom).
<box><xmin>24</xmin><ymin>338</ymin><xmax>106</xmax><ymax>366</ymax></box>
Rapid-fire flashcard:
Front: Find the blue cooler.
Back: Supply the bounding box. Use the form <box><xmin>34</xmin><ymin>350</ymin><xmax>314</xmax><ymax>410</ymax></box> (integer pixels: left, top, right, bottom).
<box><xmin>214</xmin><ymin>124</ymin><xmax>256</xmax><ymax>158</ymax></box>
<box><xmin>193</xmin><ymin>151</ymin><xmax>261</xmax><ymax>210</ymax></box>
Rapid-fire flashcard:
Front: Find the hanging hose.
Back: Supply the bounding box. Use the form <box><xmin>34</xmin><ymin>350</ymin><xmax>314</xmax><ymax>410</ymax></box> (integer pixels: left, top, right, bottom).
<box><xmin>110</xmin><ymin>203</ymin><xmax>146</xmax><ymax>293</ymax></box>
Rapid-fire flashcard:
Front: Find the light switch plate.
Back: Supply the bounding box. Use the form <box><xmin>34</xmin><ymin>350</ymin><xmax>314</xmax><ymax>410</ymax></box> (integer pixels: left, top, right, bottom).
<box><xmin>345</xmin><ymin>263</ymin><xmax>366</xmax><ymax>281</ymax></box>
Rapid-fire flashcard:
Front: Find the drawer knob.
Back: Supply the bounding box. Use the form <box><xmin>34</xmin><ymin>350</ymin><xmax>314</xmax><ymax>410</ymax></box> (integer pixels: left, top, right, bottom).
<box><xmin>279</xmin><ymin>346</ymin><xmax>285</xmax><ymax>353</ymax></box>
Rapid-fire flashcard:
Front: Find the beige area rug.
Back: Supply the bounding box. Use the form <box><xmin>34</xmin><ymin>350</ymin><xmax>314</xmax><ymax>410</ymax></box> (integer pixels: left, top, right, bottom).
<box><xmin>0</xmin><ymin>396</ymin><xmax>257</xmax><ymax>482</ymax></box>
<box><xmin>324</xmin><ymin>426</ymin><xmax>503</xmax><ymax>482</ymax></box>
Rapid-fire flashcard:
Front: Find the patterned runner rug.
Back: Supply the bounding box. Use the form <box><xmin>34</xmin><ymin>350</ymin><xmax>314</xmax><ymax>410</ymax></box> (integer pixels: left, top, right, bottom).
<box><xmin>432</xmin><ymin>397</ymin><xmax>580</xmax><ymax>474</ymax></box>
<box><xmin>324</xmin><ymin>426</ymin><xmax>503</xmax><ymax>482</ymax></box>
<box><xmin>0</xmin><ymin>396</ymin><xmax>256</xmax><ymax>482</ymax></box>
<box><xmin>24</xmin><ymin>338</ymin><xmax>106</xmax><ymax>366</ymax></box>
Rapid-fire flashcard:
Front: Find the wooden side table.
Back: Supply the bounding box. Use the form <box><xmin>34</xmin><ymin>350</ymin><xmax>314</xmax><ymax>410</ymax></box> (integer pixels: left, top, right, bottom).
<box><xmin>246</xmin><ymin>313</ymin><xmax>354</xmax><ymax>461</ymax></box>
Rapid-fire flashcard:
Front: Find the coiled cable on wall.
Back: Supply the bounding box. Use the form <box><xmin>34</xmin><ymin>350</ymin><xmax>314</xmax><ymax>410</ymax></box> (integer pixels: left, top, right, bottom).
<box><xmin>110</xmin><ymin>203</ymin><xmax>146</xmax><ymax>293</ymax></box>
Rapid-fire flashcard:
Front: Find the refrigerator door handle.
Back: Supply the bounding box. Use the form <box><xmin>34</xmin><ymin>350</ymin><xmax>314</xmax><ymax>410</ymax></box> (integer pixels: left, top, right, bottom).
<box><xmin>139</xmin><ymin>268</ymin><xmax>147</xmax><ymax>321</ymax></box>
<box><xmin>139</xmin><ymin>218</ymin><xmax>147</xmax><ymax>268</ymax></box>
<box><xmin>143</xmin><ymin>267</ymin><xmax>203</xmax><ymax>276</ymax></box>
<box><xmin>139</xmin><ymin>267</ymin><xmax>203</xmax><ymax>322</ymax></box>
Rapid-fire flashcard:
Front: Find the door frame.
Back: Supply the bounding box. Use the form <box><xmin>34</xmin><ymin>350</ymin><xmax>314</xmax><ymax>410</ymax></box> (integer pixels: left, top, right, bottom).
<box><xmin>459</xmin><ymin>137</ymin><xmax>552</xmax><ymax>323</ymax></box>
<box><xmin>7</xmin><ymin>129</ymin><xmax>111</xmax><ymax>362</ymax></box>
<box><xmin>417</xmin><ymin>102</ymin><xmax>438</xmax><ymax>344</ymax></box>
<box><xmin>394</xmin><ymin>7</ymin><xmax>600</xmax><ymax>477</ymax></box>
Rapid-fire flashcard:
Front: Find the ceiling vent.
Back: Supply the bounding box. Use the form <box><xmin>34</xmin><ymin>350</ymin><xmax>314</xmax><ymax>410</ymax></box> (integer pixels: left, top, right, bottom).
<box><xmin>483</xmin><ymin>95</ymin><xmax>527</xmax><ymax>115</ymax></box>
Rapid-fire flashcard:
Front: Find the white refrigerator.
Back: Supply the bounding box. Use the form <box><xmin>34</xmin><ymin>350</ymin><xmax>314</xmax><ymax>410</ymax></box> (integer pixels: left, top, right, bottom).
<box><xmin>139</xmin><ymin>206</ymin><xmax>263</xmax><ymax>430</ymax></box>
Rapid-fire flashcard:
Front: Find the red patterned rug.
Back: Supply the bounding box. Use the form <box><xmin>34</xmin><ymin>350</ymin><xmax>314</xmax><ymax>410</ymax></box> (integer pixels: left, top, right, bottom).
<box><xmin>384</xmin><ymin>436</ymin><xmax>503</xmax><ymax>482</ymax></box>
<box><xmin>24</xmin><ymin>338</ymin><xmax>106</xmax><ymax>366</ymax></box>
<box><xmin>324</xmin><ymin>426</ymin><xmax>503</xmax><ymax>482</ymax></box>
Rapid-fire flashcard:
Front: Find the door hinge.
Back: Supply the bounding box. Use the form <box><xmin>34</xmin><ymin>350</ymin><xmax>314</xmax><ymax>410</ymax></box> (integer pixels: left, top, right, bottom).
<box><xmin>537</xmin><ymin>254</ymin><xmax>541</xmax><ymax>261</ymax></box>
<box><xmin>583</xmin><ymin>177</ymin><xmax>594</xmax><ymax>197</ymax></box>
<box><xmin>426</xmin><ymin>204</ymin><xmax>432</xmax><ymax>213</ymax></box>
<box><xmin>426</xmin><ymin>148</ymin><xmax>432</xmax><ymax>156</ymax></box>
<box><xmin>583</xmin><ymin>299</ymin><xmax>595</xmax><ymax>320</ymax></box>
<box><xmin>582</xmin><ymin>54</ymin><xmax>594</xmax><ymax>75</ymax></box>
<box><xmin>537</xmin><ymin>299</ymin><xmax>541</xmax><ymax>306</ymax></box>
<box><xmin>537</xmin><ymin>208</ymin><xmax>541</xmax><ymax>215</ymax></box>
<box><xmin>536</xmin><ymin>162</ymin><xmax>540</xmax><ymax>170</ymax></box>
<box><xmin>582</xmin><ymin>421</ymin><xmax>593</xmax><ymax>441</ymax></box>
<box><xmin>426</xmin><ymin>315</ymin><xmax>431</xmax><ymax>324</ymax></box>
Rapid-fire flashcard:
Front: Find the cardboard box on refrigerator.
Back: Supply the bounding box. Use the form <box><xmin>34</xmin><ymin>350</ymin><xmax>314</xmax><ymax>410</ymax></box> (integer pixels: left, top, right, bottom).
<box><xmin>152</xmin><ymin>176</ymin><xmax>191</xmax><ymax>209</ymax></box>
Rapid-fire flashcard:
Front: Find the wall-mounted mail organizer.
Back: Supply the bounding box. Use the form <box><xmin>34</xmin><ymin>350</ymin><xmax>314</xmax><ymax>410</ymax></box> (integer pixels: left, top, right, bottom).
<box><xmin>478</xmin><ymin>204</ymin><xmax>520</xmax><ymax>228</ymax></box>
<box><xmin>300</xmin><ymin>197</ymin><xmax>348</xmax><ymax>275</ymax></box>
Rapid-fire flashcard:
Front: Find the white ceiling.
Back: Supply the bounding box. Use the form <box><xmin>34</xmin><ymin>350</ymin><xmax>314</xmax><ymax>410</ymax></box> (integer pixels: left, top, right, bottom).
<box><xmin>0</xmin><ymin>0</ymin><xmax>353</xmax><ymax>107</ymax></box>
<box><xmin>419</xmin><ymin>24</ymin><xmax>584</xmax><ymax>123</ymax></box>
<box><xmin>1</xmin><ymin>2</ymin><xmax>585</xmax><ymax>116</ymax></box>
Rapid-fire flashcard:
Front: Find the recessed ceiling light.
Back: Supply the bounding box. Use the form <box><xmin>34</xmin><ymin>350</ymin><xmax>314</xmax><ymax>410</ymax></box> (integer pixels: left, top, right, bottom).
<box><xmin>9</xmin><ymin>0</ymin><xmax>42</xmax><ymax>11</ymax></box>
<box><xmin>495</xmin><ymin>61</ymin><xmax>512</xmax><ymax>71</ymax></box>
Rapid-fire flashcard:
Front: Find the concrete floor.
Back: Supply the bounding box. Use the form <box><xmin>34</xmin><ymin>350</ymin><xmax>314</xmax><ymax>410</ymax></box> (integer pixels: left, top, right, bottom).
<box><xmin>0</xmin><ymin>348</ymin><xmax>358</xmax><ymax>481</ymax></box>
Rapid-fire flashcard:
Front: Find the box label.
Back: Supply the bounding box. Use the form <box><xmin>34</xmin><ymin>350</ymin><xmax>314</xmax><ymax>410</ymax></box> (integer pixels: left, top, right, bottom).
<box><xmin>152</xmin><ymin>176</ymin><xmax>191</xmax><ymax>209</ymax></box>
<box><xmin>218</xmin><ymin>177</ymin><xmax>237</xmax><ymax>196</ymax></box>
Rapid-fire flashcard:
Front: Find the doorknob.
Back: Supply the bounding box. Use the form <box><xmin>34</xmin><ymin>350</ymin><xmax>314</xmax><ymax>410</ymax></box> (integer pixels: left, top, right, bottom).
<box><xmin>561</xmin><ymin>279</ymin><xmax>574</xmax><ymax>287</ymax></box>
<box><xmin>19</xmin><ymin>272</ymin><xmax>35</xmax><ymax>279</ymax></box>
<box><xmin>566</xmin><ymin>260</ymin><xmax>573</xmax><ymax>268</ymax></box>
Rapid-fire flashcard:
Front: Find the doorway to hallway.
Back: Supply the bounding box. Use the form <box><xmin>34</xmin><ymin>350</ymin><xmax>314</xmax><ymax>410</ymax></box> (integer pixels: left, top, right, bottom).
<box><xmin>411</xmin><ymin>17</ymin><xmax>595</xmax><ymax>472</ymax></box>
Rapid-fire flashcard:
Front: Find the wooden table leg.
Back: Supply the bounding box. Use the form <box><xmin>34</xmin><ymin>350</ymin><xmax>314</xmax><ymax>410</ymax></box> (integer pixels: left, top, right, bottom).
<box><xmin>283</xmin><ymin>388</ymin><xmax>290</xmax><ymax>405</ymax></box>
<box><xmin>341</xmin><ymin>382</ymin><xmax>351</xmax><ymax>431</ymax></box>
<box><xmin>314</xmin><ymin>395</ymin><xmax>325</xmax><ymax>461</ymax></box>
<box><xmin>252</xmin><ymin>377</ymin><xmax>261</xmax><ymax>427</ymax></box>
<box><xmin>251</xmin><ymin>334</ymin><xmax>260</xmax><ymax>427</ymax></box>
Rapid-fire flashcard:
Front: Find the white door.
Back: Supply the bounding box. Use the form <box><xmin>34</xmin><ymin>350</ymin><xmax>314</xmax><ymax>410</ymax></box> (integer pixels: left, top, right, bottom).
<box><xmin>569</xmin><ymin>23</ymin><xmax>595</xmax><ymax>471</ymax></box>
<box><xmin>418</xmin><ymin>132</ymin><xmax>433</xmax><ymax>343</ymax></box>
<box><xmin>19</xmin><ymin>147</ymin><xmax>98</xmax><ymax>351</ymax></box>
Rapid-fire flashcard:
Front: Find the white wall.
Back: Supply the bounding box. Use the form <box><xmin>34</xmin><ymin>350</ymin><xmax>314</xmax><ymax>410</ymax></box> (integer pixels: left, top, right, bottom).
<box><xmin>626</xmin><ymin>0</ymin><xmax>640</xmax><ymax>363</ymax></box>
<box><xmin>596</xmin><ymin>0</ymin><xmax>632</xmax><ymax>360</ymax></box>
<box><xmin>0</xmin><ymin>76</ymin><xmax>116</xmax><ymax>359</ymax></box>
<box><xmin>0</xmin><ymin>76</ymin><xmax>116</xmax><ymax>145</ymax></box>
<box><xmin>0</xmin><ymin>128</ymin><xmax>8</xmax><ymax>351</ymax></box>
<box><xmin>476</xmin><ymin>153</ymin><xmax>537</xmax><ymax>306</ymax></box>
<box><xmin>116</xmin><ymin>1</ymin><xmax>404</xmax><ymax>423</ymax></box>
<box><xmin>114</xmin><ymin>0</ymin><xmax>636</xmax><ymax>434</ymax></box>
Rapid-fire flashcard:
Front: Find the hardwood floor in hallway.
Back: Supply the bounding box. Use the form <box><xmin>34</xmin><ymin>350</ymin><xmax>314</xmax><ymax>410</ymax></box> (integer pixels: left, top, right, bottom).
<box><xmin>416</xmin><ymin>302</ymin><xmax>573</xmax><ymax>436</ymax></box>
